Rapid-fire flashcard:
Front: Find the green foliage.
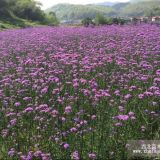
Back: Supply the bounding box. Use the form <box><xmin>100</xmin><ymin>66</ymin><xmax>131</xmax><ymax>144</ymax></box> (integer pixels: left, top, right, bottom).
<box><xmin>81</xmin><ymin>17</ymin><xmax>94</xmax><ymax>27</ymax></box>
<box><xmin>44</xmin><ymin>12</ymin><xmax>59</xmax><ymax>26</ymax></box>
<box><xmin>0</xmin><ymin>15</ymin><xmax>41</xmax><ymax>30</ymax></box>
<box><xmin>13</xmin><ymin>0</ymin><xmax>45</xmax><ymax>21</ymax></box>
<box><xmin>95</xmin><ymin>14</ymin><xmax>107</xmax><ymax>25</ymax></box>
<box><xmin>145</xmin><ymin>7</ymin><xmax>160</xmax><ymax>16</ymax></box>
<box><xmin>121</xmin><ymin>1</ymin><xmax>160</xmax><ymax>17</ymax></box>
<box><xmin>130</xmin><ymin>0</ymin><xmax>159</xmax><ymax>2</ymax></box>
<box><xmin>112</xmin><ymin>3</ymin><xmax>130</xmax><ymax>11</ymax></box>
<box><xmin>94</xmin><ymin>14</ymin><xmax>115</xmax><ymax>25</ymax></box>
<box><xmin>46</xmin><ymin>4</ymin><xmax>114</xmax><ymax>21</ymax></box>
<box><xmin>1</xmin><ymin>0</ymin><xmax>160</xmax><ymax>28</ymax></box>
<box><xmin>46</xmin><ymin>1</ymin><xmax>160</xmax><ymax>23</ymax></box>
<box><xmin>0</xmin><ymin>0</ymin><xmax>60</xmax><ymax>29</ymax></box>
<box><xmin>112</xmin><ymin>18</ymin><xmax>127</xmax><ymax>25</ymax></box>
<box><xmin>82</xmin><ymin>14</ymin><xmax>128</xmax><ymax>26</ymax></box>
<box><xmin>0</xmin><ymin>21</ymin><xmax>15</xmax><ymax>29</ymax></box>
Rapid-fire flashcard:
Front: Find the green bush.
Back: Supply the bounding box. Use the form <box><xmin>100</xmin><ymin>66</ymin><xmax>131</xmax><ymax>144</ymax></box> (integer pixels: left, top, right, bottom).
<box><xmin>43</xmin><ymin>12</ymin><xmax>59</xmax><ymax>26</ymax></box>
<box><xmin>112</xmin><ymin>18</ymin><xmax>127</xmax><ymax>25</ymax></box>
<box><xmin>81</xmin><ymin>17</ymin><xmax>94</xmax><ymax>27</ymax></box>
<box><xmin>0</xmin><ymin>0</ymin><xmax>60</xmax><ymax>29</ymax></box>
<box><xmin>95</xmin><ymin>14</ymin><xmax>107</xmax><ymax>25</ymax></box>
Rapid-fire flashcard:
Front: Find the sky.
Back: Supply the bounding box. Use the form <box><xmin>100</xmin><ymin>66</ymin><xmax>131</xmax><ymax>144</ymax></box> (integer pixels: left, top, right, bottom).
<box><xmin>36</xmin><ymin>0</ymin><xmax>130</xmax><ymax>10</ymax></box>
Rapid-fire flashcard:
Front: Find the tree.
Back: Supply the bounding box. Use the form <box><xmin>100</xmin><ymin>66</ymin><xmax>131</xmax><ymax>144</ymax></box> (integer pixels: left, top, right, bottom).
<box><xmin>13</xmin><ymin>0</ymin><xmax>46</xmax><ymax>21</ymax></box>
<box><xmin>0</xmin><ymin>0</ymin><xmax>16</xmax><ymax>16</ymax></box>
<box><xmin>94</xmin><ymin>14</ymin><xmax>107</xmax><ymax>25</ymax></box>
<box><xmin>148</xmin><ymin>7</ymin><xmax>160</xmax><ymax>16</ymax></box>
<box><xmin>112</xmin><ymin>18</ymin><xmax>126</xmax><ymax>25</ymax></box>
<box><xmin>0</xmin><ymin>0</ymin><xmax>60</xmax><ymax>27</ymax></box>
<box><xmin>44</xmin><ymin>12</ymin><xmax>59</xmax><ymax>26</ymax></box>
<box><xmin>81</xmin><ymin>17</ymin><xmax>94</xmax><ymax>27</ymax></box>
<box><xmin>112</xmin><ymin>18</ymin><xmax>119</xmax><ymax>25</ymax></box>
<box><xmin>70</xmin><ymin>12</ymin><xmax>75</xmax><ymax>19</ymax></box>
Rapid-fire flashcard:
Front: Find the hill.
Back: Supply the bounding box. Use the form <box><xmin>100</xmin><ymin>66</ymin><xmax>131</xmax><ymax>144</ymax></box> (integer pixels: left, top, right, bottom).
<box><xmin>46</xmin><ymin>3</ymin><xmax>116</xmax><ymax>21</ymax></box>
<box><xmin>0</xmin><ymin>0</ymin><xmax>59</xmax><ymax>29</ymax></box>
<box><xmin>121</xmin><ymin>0</ymin><xmax>160</xmax><ymax>16</ymax></box>
<box><xmin>130</xmin><ymin>0</ymin><xmax>159</xmax><ymax>2</ymax></box>
<box><xmin>112</xmin><ymin>2</ymin><xmax>130</xmax><ymax>11</ymax></box>
<box><xmin>94</xmin><ymin>2</ymin><xmax>118</xmax><ymax>6</ymax></box>
<box><xmin>46</xmin><ymin>0</ymin><xmax>160</xmax><ymax>22</ymax></box>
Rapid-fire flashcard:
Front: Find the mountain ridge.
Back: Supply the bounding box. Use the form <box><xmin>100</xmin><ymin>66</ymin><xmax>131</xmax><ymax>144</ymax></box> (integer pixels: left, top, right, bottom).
<box><xmin>45</xmin><ymin>0</ymin><xmax>160</xmax><ymax>22</ymax></box>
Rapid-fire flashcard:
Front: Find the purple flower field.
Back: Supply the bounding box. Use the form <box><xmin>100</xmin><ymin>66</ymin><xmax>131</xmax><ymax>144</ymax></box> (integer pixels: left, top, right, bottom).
<box><xmin>0</xmin><ymin>25</ymin><xmax>160</xmax><ymax>159</ymax></box>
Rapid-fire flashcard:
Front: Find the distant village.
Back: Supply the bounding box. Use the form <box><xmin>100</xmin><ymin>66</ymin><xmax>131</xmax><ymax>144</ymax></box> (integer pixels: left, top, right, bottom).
<box><xmin>130</xmin><ymin>16</ymin><xmax>160</xmax><ymax>24</ymax></box>
<box><xmin>61</xmin><ymin>16</ymin><xmax>160</xmax><ymax>26</ymax></box>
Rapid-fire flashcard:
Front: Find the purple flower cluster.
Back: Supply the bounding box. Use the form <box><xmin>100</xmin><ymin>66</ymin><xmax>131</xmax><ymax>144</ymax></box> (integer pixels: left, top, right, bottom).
<box><xmin>0</xmin><ymin>24</ymin><xmax>159</xmax><ymax>159</ymax></box>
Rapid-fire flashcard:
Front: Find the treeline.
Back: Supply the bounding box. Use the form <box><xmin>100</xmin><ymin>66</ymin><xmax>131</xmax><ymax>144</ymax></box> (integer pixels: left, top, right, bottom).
<box><xmin>47</xmin><ymin>1</ymin><xmax>160</xmax><ymax>22</ymax></box>
<box><xmin>46</xmin><ymin>4</ymin><xmax>115</xmax><ymax>21</ymax></box>
<box><xmin>81</xmin><ymin>14</ymin><xmax>127</xmax><ymax>27</ymax></box>
<box><xmin>0</xmin><ymin>0</ymin><xmax>59</xmax><ymax>27</ymax></box>
<box><xmin>121</xmin><ymin>1</ymin><xmax>160</xmax><ymax>17</ymax></box>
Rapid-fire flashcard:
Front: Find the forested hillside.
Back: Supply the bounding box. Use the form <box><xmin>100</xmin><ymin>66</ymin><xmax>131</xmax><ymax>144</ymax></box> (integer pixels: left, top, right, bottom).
<box><xmin>0</xmin><ymin>0</ymin><xmax>160</xmax><ymax>28</ymax></box>
<box><xmin>46</xmin><ymin>0</ymin><xmax>160</xmax><ymax>22</ymax></box>
<box><xmin>121</xmin><ymin>0</ymin><xmax>160</xmax><ymax>16</ymax></box>
<box><xmin>46</xmin><ymin>4</ymin><xmax>115</xmax><ymax>21</ymax></box>
<box><xmin>130</xmin><ymin>0</ymin><xmax>158</xmax><ymax>2</ymax></box>
<box><xmin>0</xmin><ymin>0</ymin><xmax>59</xmax><ymax>29</ymax></box>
